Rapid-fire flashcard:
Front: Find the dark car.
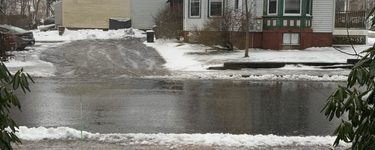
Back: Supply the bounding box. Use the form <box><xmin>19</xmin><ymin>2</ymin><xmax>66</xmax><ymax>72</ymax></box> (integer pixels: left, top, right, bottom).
<box><xmin>0</xmin><ymin>25</ymin><xmax>35</xmax><ymax>51</ymax></box>
<box><xmin>43</xmin><ymin>16</ymin><xmax>55</xmax><ymax>25</ymax></box>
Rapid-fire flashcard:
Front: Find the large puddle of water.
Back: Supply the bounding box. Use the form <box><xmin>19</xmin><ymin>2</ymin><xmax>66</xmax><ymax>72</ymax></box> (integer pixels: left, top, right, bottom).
<box><xmin>12</xmin><ymin>77</ymin><xmax>342</xmax><ymax>136</ymax></box>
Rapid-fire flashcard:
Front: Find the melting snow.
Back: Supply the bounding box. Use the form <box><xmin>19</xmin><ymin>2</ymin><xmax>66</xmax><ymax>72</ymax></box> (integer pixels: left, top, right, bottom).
<box><xmin>16</xmin><ymin>126</ymin><xmax>351</xmax><ymax>148</ymax></box>
<box><xmin>33</xmin><ymin>28</ymin><xmax>145</xmax><ymax>42</ymax></box>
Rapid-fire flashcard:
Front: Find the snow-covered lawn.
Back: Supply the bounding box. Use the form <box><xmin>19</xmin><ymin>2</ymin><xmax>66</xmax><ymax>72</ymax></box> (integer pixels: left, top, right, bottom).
<box><xmin>16</xmin><ymin>126</ymin><xmax>350</xmax><ymax>149</ymax></box>
<box><xmin>145</xmin><ymin>39</ymin><xmax>371</xmax><ymax>72</ymax></box>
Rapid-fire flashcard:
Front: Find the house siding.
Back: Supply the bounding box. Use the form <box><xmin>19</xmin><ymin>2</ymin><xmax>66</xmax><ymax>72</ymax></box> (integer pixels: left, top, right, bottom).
<box><xmin>131</xmin><ymin>0</ymin><xmax>168</xmax><ymax>30</ymax></box>
<box><xmin>312</xmin><ymin>0</ymin><xmax>334</xmax><ymax>33</ymax></box>
<box><xmin>54</xmin><ymin>1</ymin><xmax>62</xmax><ymax>27</ymax></box>
<box><xmin>62</xmin><ymin>0</ymin><xmax>131</xmax><ymax>29</ymax></box>
<box><xmin>183</xmin><ymin>0</ymin><xmax>208</xmax><ymax>31</ymax></box>
<box><xmin>183</xmin><ymin>0</ymin><xmax>259</xmax><ymax>31</ymax></box>
<box><xmin>255</xmin><ymin>0</ymin><xmax>263</xmax><ymax>17</ymax></box>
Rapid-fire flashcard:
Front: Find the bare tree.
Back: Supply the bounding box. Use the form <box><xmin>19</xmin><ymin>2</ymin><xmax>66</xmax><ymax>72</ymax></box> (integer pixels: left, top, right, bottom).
<box><xmin>20</xmin><ymin>0</ymin><xmax>28</xmax><ymax>15</ymax></box>
<box><xmin>46</xmin><ymin>0</ymin><xmax>57</xmax><ymax>16</ymax></box>
<box><xmin>0</xmin><ymin>0</ymin><xmax>5</xmax><ymax>15</ymax></box>
<box><xmin>244</xmin><ymin>0</ymin><xmax>249</xmax><ymax>57</ymax></box>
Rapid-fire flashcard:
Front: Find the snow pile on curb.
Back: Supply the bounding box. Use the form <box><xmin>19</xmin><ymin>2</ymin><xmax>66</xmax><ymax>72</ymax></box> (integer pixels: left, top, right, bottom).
<box><xmin>16</xmin><ymin>126</ymin><xmax>350</xmax><ymax>148</ymax></box>
<box><xmin>145</xmin><ymin>40</ymin><xmax>206</xmax><ymax>71</ymax></box>
<box><xmin>3</xmin><ymin>52</ymin><xmax>57</xmax><ymax>78</ymax></box>
<box><xmin>147</xmin><ymin>74</ymin><xmax>348</xmax><ymax>81</ymax></box>
<box><xmin>33</xmin><ymin>28</ymin><xmax>145</xmax><ymax>42</ymax></box>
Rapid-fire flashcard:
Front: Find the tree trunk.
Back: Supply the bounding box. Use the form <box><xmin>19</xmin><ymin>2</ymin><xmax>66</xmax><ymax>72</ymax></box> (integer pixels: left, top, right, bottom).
<box><xmin>0</xmin><ymin>0</ymin><xmax>3</xmax><ymax>15</ymax></box>
<box><xmin>20</xmin><ymin>0</ymin><xmax>27</xmax><ymax>15</ymax></box>
<box><xmin>32</xmin><ymin>0</ymin><xmax>42</xmax><ymax>28</ymax></box>
<box><xmin>244</xmin><ymin>0</ymin><xmax>249</xmax><ymax>57</ymax></box>
<box><xmin>46</xmin><ymin>1</ymin><xmax>50</xmax><ymax>17</ymax></box>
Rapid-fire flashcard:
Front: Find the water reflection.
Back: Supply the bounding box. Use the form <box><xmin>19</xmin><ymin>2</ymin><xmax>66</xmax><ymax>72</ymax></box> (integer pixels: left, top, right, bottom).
<box><xmin>13</xmin><ymin>78</ymin><xmax>342</xmax><ymax>136</ymax></box>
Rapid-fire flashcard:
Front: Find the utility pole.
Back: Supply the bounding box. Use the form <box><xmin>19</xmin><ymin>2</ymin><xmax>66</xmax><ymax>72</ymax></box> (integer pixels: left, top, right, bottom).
<box><xmin>244</xmin><ymin>0</ymin><xmax>249</xmax><ymax>57</ymax></box>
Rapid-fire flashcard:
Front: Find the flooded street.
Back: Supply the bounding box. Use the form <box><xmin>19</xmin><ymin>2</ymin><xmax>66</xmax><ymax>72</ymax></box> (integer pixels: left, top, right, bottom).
<box><xmin>13</xmin><ymin>77</ymin><xmax>342</xmax><ymax>136</ymax></box>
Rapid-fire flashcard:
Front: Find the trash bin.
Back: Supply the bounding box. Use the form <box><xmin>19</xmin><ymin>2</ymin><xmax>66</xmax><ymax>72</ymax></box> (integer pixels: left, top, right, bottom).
<box><xmin>58</xmin><ymin>27</ymin><xmax>65</xmax><ymax>35</ymax></box>
<box><xmin>146</xmin><ymin>30</ymin><xmax>154</xmax><ymax>43</ymax></box>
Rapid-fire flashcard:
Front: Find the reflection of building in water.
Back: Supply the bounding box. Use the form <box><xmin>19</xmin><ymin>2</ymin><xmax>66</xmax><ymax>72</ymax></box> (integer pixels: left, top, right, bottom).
<box><xmin>182</xmin><ymin>80</ymin><xmax>338</xmax><ymax>135</ymax></box>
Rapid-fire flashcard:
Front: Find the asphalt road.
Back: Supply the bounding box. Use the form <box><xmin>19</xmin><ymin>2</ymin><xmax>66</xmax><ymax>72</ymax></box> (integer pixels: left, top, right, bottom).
<box><xmin>39</xmin><ymin>38</ymin><xmax>168</xmax><ymax>78</ymax></box>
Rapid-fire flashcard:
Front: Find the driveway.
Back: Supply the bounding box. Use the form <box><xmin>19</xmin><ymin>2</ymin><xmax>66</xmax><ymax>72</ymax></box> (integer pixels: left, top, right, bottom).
<box><xmin>39</xmin><ymin>38</ymin><xmax>168</xmax><ymax>78</ymax></box>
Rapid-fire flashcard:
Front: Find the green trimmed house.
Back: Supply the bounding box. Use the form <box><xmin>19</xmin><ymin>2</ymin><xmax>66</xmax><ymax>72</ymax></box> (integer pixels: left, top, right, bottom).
<box><xmin>183</xmin><ymin>0</ymin><xmax>338</xmax><ymax>50</ymax></box>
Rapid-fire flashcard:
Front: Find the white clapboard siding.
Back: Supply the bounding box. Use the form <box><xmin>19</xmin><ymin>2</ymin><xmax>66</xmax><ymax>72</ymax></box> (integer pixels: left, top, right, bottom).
<box><xmin>131</xmin><ymin>0</ymin><xmax>168</xmax><ymax>29</ymax></box>
<box><xmin>54</xmin><ymin>1</ymin><xmax>63</xmax><ymax>27</ymax></box>
<box><xmin>312</xmin><ymin>0</ymin><xmax>335</xmax><ymax>33</ymax></box>
<box><xmin>255</xmin><ymin>0</ymin><xmax>263</xmax><ymax>17</ymax></box>
<box><xmin>183</xmin><ymin>0</ymin><xmax>208</xmax><ymax>31</ymax></box>
<box><xmin>183</xmin><ymin>0</ymin><xmax>259</xmax><ymax>31</ymax></box>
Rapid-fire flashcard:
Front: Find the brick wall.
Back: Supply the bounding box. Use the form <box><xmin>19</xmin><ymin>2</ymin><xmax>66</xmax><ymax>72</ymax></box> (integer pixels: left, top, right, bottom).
<box><xmin>183</xmin><ymin>29</ymin><xmax>332</xmax><ymax>50</ymax></box>
<box><xmin>262</xmin><ymin>28</ymin><xmax>332</xmax><ymax>50</ymax></box>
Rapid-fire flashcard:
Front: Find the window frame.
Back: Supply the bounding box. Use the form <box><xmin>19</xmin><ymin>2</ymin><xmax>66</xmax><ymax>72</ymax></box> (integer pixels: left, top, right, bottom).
<box><xmin>189</xmin><ymin>0</ymin><xmax>201</xmax><ymax>18</ymax></box>
<box><xmin>306</xmin><ymin>0</ymin><xmax>312</xmax><ymax>16</ymax></box>
<box><xmin>267</xmin><ymin>0</ymin><xmax>278</xmax><ymax>16</ymax></box>
<box><xmin>235</xmin><ymin>0</ymin><xmax>239</xmax><ymax>10</ymax></box>
<box><xmin>283</xmin><ymin>0</ymin><xmax>302</xmax><ymax>16</ymax></box>
<box><xmin>283</xmin><ymin>33</ymin><xmax>300</xmax><ymax>45</ymax></box>
<box><xmin>208</xmin><ymin>0</ymin><xmax>224</xmax><ymax>17</ymax></box>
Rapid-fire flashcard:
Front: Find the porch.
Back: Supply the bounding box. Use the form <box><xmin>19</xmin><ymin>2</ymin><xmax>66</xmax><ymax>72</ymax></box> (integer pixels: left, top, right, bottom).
<box><xmin>333</xmin><ymin>11</ymin><xmax>367</xmax><ymax>45</ymax></box>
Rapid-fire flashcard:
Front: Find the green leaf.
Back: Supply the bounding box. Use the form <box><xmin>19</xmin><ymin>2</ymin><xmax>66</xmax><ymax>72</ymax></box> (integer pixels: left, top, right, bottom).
<box><xmin>354</xmin><ymin>58</ymin><xmax>371</xmax><ymax>68</ymax></box>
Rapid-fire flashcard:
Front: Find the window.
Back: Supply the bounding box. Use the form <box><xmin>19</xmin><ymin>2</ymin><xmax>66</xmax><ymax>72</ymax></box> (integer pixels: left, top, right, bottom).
<box><xmin>306</xmin><ymin>0</ymin><xmax>312</xmax><ymax>15</ymax></box>
<box><xmin>268</xmin><ymin>0</ymin><xmax>277</xmax><ymax>15</ymax></box>
<box><xmin>283</xmin><ymin>33</ymin><xmax>300</xmax><ymax>45</ymax></box>
<box><xmin>209</xmin><ymin>0</ymin><xmax>223</xmax><ymax>17</ymax></box>
<box><xmin>0</xmin><ymin>28</ymin><xmax>9</xmax><ymax>33</ymax></box>
<box><xmin>189</xmin><ymin>0</ymin><xmax>201</xmax><ymax>17</ymax></box>
<box><xmin>235</xmin><ymin>0</ymin><xmax>239</xmax><ymax>9</ymax></box>
<box><xmin>335</xmin><ymin>0</ymin><xmax>346</xmax><ymax>12</ymax></box>
<box><xmin>284</xmin><ymin>0</ymin><xmax>301</xmax><ymax>15</ymax></box>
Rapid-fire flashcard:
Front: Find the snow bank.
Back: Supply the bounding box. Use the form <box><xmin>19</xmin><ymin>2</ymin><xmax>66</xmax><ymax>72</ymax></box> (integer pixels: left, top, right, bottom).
<box><xmin>33</xmin><ymin>28</ymin><xmax>145</xmax><ymax>42</ymax></box>
<box><xmin>145</xmin><ymin>39</ymin><xmax>369</xmax><ymax>73</ymax></box>
<box><xmin>4</xmin><ymin>56</ymin><xmax>56</xmax><ymax>78</ymax></box>
<box><xmin>16</xmin><ymin>126</ymin><xmax>350</xmax><ymax>148</ymax></box>
<box><xmin>145</xmin><ymin>40</ymin><xmax>206</xmax><ymax>71</ymax></box>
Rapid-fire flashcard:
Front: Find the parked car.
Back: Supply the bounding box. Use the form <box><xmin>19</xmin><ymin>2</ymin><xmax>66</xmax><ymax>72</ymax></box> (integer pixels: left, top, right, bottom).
<box><xmin>43</xmin><ymin>16</ymin><xmax>55</xmax><ymax>25</ymax></box>
<box><xmin>0</xmin><ymin>25</ymin><xmax>35</xmax><ymax>51</ymax></box>
<box><xmin>0</xmin><ymin>32</ymin><xmax>16</xmax><ymax>49</ymax></box>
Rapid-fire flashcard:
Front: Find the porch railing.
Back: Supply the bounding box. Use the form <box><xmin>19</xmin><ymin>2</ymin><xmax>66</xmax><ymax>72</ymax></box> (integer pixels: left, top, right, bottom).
<box><xmin>335</xmin><ymin>11</ymin><xmax>366</xmax><ymax>28</ymax></box>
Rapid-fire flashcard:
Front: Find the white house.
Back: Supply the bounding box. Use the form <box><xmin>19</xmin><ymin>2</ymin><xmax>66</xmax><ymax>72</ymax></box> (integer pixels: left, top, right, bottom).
<box><xmin>131</xmin><ymin>0</ymin><xmax>168</xmax><ymax>29</ymax></box>
<box><xmin>183</xmin><ymin>0</ymin><xmax>337</xmax><ymax>50</ymax></box>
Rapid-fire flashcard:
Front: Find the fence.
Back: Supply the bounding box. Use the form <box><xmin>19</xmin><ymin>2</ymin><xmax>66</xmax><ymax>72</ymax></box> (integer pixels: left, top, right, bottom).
<box><xmin>335</xmin><ymin>11</ymin><xmax>366</xmax><ymax>28</ymax></box>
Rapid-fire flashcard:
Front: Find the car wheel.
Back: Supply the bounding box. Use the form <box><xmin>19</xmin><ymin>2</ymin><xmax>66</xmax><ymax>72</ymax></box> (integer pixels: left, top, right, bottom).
<box><xmin>11</xmin><ymin>43</ymin><xmax>17</xmax><ymax>51</ymax></box>
<box><xmin>17</xmin><ymin>46</ymin><xmax>26</xmax><ymax>51</ymax></box>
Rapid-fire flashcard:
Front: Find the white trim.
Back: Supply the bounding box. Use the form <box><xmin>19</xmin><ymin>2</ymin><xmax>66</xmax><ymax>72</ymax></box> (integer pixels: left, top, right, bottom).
<box><xmin>306</xmin><ymin>0</ymin><xmax>312</xmax><ymax>16</ymax></box>
<box><xmin>234</xmin><ymin>0</ymin><xmax>239</xmax><ymax>10</ymax></box>
<box><xmin>267</xmin><ymin>0</ymin><xmax>278</xmax><ymax>16</ymax></box>
<box><xmin>208</xmin><ymin>0</ymin><xmax>224</xmax><ymax>17</ymax></box>
<box><xmin>189</xmin><ymin>0</ymin><xmax>201</xmax><ymax>18</ymax></box>
<box><xmin>283</xmin><ymin>0</ymin><xmax>302</xmax><ymax>16</ymax></box>
<box><xmin>283</xmin><ymin>33</ymin><xmax>300</xmax><ymax>45</ymax></box>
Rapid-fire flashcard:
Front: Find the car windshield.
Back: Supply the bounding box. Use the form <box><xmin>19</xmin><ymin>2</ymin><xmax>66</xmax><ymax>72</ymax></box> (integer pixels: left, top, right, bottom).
<box><xmin>7</xmin><ymin>26</ymin><xmax>27</xmax><ymax>33</ymax></box>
